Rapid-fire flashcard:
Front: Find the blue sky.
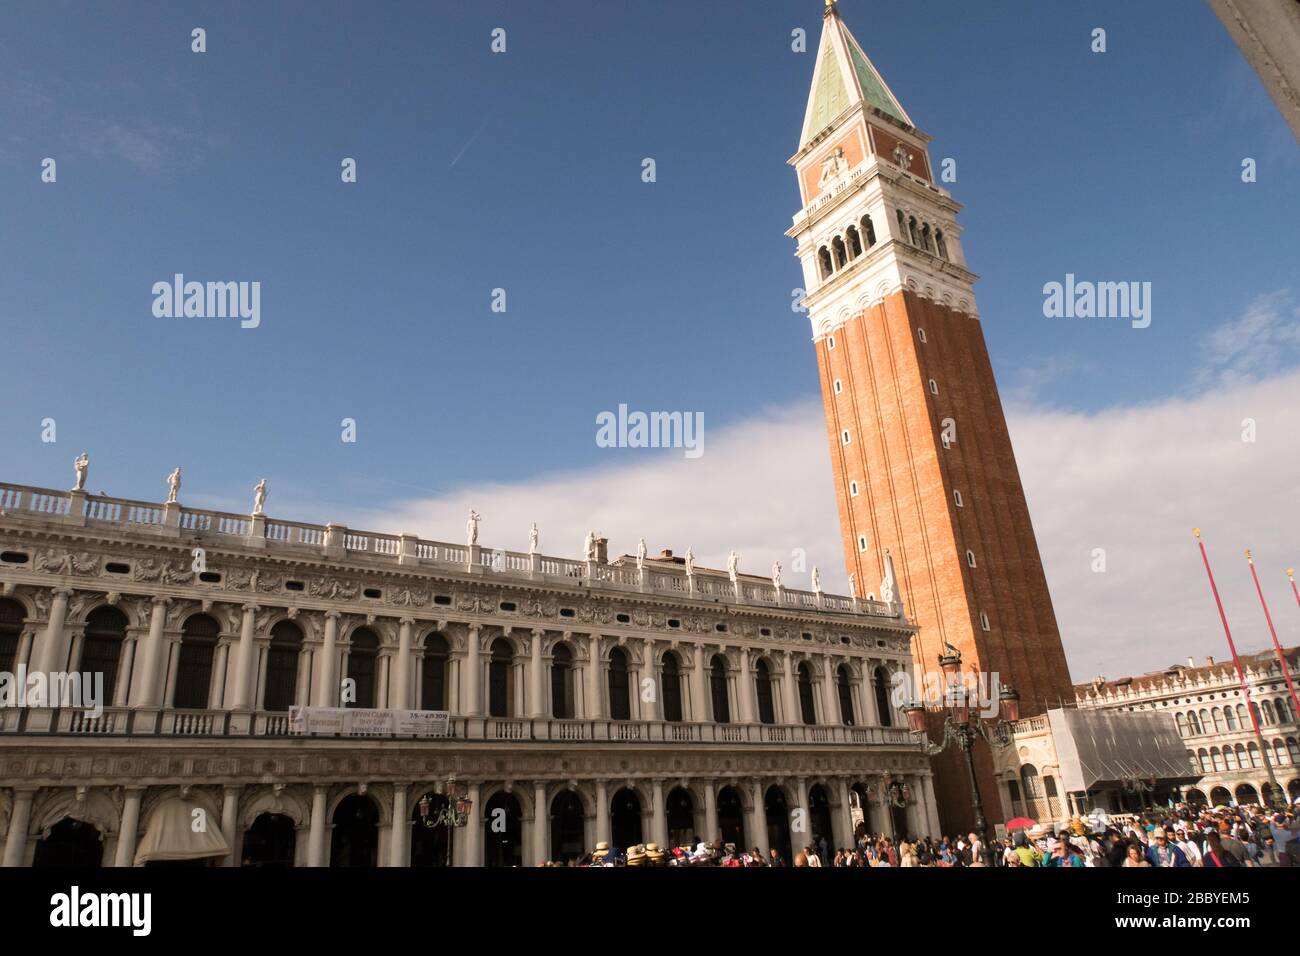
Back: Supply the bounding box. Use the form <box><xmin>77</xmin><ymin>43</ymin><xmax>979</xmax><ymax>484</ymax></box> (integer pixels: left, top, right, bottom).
<box><xmin>2</xmin><ymin>1</ymin><xmax>1298</xmax><ymax>674</ymax></box>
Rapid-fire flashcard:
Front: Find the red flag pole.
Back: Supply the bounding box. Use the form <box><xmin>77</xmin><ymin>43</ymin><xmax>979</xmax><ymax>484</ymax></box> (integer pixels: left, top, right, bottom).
<box><xmin>1193</xmin><ymin>530</ymin><xmax>1284</xmax><ymax>808</ymax></box>
<box><xmin>1245</xmin><ymin>551</ymin><xmax>1300</xmax><ymax>724</ymax></box>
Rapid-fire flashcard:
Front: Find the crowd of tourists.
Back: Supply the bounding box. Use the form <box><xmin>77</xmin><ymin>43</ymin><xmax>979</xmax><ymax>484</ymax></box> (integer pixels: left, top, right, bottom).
<box><xmin>549</xmin><ymin>800</ymin><xmax>1300</xmax><ymax>867</ymax></box>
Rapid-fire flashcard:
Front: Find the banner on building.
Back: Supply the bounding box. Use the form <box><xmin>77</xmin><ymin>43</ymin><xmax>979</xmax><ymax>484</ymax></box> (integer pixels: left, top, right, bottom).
<box><xmin>288</xmin><ymin>706</ymin><xmax>451</xmax><ymax>738</ymax></box>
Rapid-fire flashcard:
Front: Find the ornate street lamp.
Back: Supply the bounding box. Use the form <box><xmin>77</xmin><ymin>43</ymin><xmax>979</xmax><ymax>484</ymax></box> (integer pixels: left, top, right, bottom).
<box><xmin>903</xmin><ymin>644</ymin><xmax>1019</xmax><ymax>867</ymax></box>
<box><xmin>418</xmin><ymin>779</ymin><xmax>473</xmax><ymax>867</ymax></box>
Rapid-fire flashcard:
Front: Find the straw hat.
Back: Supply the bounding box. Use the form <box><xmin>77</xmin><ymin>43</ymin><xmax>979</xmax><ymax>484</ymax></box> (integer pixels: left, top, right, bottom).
<box><xmin>646</xmin><ymin>842</ymin><xmax>665</xmax><ymax>863</ymax></box>
<box><xmin>626</xmin><ymin>844</ymin><xmax>647</xmax><ymax>866</ymax></box>
<box><xmin>592</xmin><ymin>841</ymin><xmax>610</xmax><ymax>861</ymax></box>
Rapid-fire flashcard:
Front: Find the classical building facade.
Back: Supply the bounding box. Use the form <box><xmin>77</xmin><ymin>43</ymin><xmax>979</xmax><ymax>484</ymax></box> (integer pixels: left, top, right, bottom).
<box><xmin>0</xmin><ymin>478</ymin><xmax>938</xmax><ymax>867</ymax></box>
<box><xmin>1075</xmin><ymin>649</ymin><xmax>1300</xmax><ymax>809</ymax></box>
<box><xmin>788</xmin><ymin>1</ymin><xmax>1073</xmax><ymax>833</ymax></box>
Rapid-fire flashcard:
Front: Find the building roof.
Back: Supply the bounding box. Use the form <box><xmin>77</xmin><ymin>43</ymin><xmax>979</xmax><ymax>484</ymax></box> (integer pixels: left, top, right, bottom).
<box><xmin>800</xmin><ymin>3</ymin><xmax>912</xmax><ymax>149</ymax></box>
<box><xmin>1076</xmin><ymin>645</ymin><xmax>1300</xmax><ymax>700</ymax></box>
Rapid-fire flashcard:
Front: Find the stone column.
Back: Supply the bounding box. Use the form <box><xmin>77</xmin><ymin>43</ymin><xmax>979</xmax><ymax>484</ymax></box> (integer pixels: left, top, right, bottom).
<box><xmin>822</xmin><ymin>655</ymin><xmax>840</xmax><ymax>725</ymax></box>
<box><xmin>737</xmin><ymin>647</ymin><xmax>755</xmax><ymax>724</ymax></box>
<box><xmin>163</xmin><ymin>638</ymin><xmax>182</xmax><ymax>707</ymax></box>
<box><xmin>703</xmin><ymin>779</ymin><xmax>718</xmax><ymax>843</ymax></box>
<box><xmin>529</xmin><ymin>629</ymin><xmax>546</xmax><ymax>718</ymax></box>
<box><xmin>33</xmin><ymin>588</ymin><xmax>71</xmax><ymax>676</ymax></box>
<box><xmin>390</xmin><ymin>786</ymin><xmax>409</xmax><ymax>867</ymax></box>
<box><xmin>464</xmin><ymin>625</ymin><xmax>482</xmax><ymax>716</ymax></box>
<box><xmin>748</xmin><ymin>778</ymin><xmax>769</xmax><ymax>856</ymax></box>
<box><xmin>921</xmin><ymin>774</ymin><xmax>941</xmax><ymax>839</ymax></box>
<box><xmin>129</xmin><ymin>597</ymin><xmax>170</xmax><ymax>708</ymax></box>
<box><xmin>643</xmin><ymin>638</ymin><xmax>660</xmax><ymax>721</ymax></box>
<box><xmin>112</xmin><ymin>634</ymin><xmax>137</xmax><ymax>707</ymax></box>
<box><xmin>794</xmin><ymin>777</ymin><xmax>810</xmax><ymax>851</ymax></box>
<box><xmin>782</xmin><ymin>651</ymin><xmax>799</xmax><ymax>725</ymax></box>
<box><xmin>533</xmin><ymin>780</ymin><xmax>548</xmax><ymax>865</ymax></box>
<box><xmin>392</xmin><ymin>618</ymin><xmax>413</xmax><ymax>710</ymax></box>
<box><xmin>114</xmin><ymin>788</ymin><xmax>144</xmax><ymax>867</ymax></box>
<box><xmin>2</xmin><ymin>789</ymin><xmax>35</xmax><ymax>867</ymax></box>
<box><xmin>221</xmin><ymin>786</ymin><xmax>241</xmax><ymax>867</ymax></box>
<box><xmin>307</xmin><ymin>785</ymin><xmax>329</xmax><ymax>867</ymax></box>
<box><xmin>209</xmin><ymin>640</ymin><xmax>230</xmax><ymax>708</ymax></box>
<box><xmin>832</xmin><ymin>778</ymin><xmax>852</xmax><ymax>850</ymax></box>
<box><xmin>586</xmin><ymin>636</ymin><xmax>604</xmax><ymax>720</ymax></box>
<box><xmin>651</xmin><ymin>778</ymin><xmax>668</xmax><ymax>847</ymax></box>
<box><xmin>315</xmin><ymin>611</ymin><xmax>340</xmax><ymax>707</ymax></box>
<box><xmin>691</xmin><ymin>644</ymin><xmax>709</xmax><ymax>722</ymax></box>
<box><xmin>464</xmin><ymin>782</ymin><xmax>483</xmax><ymax>867</ymax></box>
<box><xmin>594</xmin><ymin>779</ymin><xmax>610</xmax><ymax>846</ymax></box>
<box><xmin>861</xmin><ymin>661</ymin><xmax>880</xmax><ymax>725</ymax></box>
<box><xmin>230</xmin><ymin>604</ymin><xmax>259</xmax><ymax>710</ymax></box>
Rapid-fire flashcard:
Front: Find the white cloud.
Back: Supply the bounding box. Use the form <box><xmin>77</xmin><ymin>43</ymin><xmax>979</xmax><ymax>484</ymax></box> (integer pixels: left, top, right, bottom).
<box><xmin>351</xmin><ymin>320</ymin><xmax>1300</xmax><ymax>684</ymax></box>
<box><xmin>1196</xmin><ymin>290</ymin><xmax>1300</xmax><ymax>388</ymax></box>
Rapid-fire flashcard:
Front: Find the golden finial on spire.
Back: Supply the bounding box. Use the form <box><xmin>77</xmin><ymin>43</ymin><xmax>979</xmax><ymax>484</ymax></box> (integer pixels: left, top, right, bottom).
<box><xmin>1245</xmin><ymin>549</ymin><xmax>1254</xmax><ymax>563</ymax></box>
<box><xmin>1288</xmin><ymin>568</ymin><xmax>1295</xmax><ymax>580</ymax></box>
<box><xmin>1192</xmin><ymin>527</ymin><xmax>1201</xmax><ymax>539</ymax></box>
<box><xmin>825</xmin><ymin>0</ymin><xmax>838</xmax><ymax>13</ymax></box>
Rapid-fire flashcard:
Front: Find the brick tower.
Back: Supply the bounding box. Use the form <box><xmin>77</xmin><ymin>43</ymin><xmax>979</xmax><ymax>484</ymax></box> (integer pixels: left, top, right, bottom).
<box><xmin>788</xmin><ymin>1</ymin><xmax>1074</xmax><ymax>834</ymax></box>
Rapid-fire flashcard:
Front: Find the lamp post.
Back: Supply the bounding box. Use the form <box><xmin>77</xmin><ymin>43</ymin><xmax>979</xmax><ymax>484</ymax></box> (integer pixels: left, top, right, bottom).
<box><xmin>417</xmin><ymin>779</ymin><xmax>473</xmax><ymax>867</ymax></box>
<box><xmin>902</xmin><ymin>645</ymin><xmax>1020</xmax><ymax>868</ymax></box>
<box><xmin>1119</xmin><ymin>770</ymin><xmax>1156</xmax><ymax>814</ymax></box>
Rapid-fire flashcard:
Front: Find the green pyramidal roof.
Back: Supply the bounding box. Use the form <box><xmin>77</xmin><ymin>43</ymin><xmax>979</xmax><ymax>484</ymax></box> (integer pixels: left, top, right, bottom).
<box><xmin>800</xmin><ymin>10</ymin><xmax>912</xmax><ymax>148</ymax></box>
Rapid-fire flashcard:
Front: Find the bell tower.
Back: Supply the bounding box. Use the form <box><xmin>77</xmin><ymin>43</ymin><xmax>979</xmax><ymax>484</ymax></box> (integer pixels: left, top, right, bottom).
<box><xmin>789</xmin><ymin>1</ymin><xmax>1074</xmax><ymax>834</ymax></box>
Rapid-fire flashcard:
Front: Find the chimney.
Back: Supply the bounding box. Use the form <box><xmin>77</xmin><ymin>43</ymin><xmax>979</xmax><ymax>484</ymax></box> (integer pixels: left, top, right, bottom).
<box><xmin>1205</xmin><ymin>656</ymin><xmax>1214</xmax><ymax>667</ymax></box>
<box><xmin>594</xmin><ymin>537</ymin><xmax>608</xmax><ymax>564</ymax></box>
<box><xmin>659</xmin><ymin>549</ymin><xmax>673</xmax><ymax>559</ymax></box>
<box><xmin>1187</xmin><ymin>656</ymin><xmax>1195</xmax><ymax>668</ymax></box>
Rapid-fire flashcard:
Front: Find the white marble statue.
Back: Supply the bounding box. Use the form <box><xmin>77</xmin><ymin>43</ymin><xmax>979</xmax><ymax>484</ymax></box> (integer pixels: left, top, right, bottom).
<box><xmin>73</xmin><ymin>453</ymin><xmax>89</xmax><ymax>492</ymax></box>
<box><xmin>253</xmin><ymin>479</ymin><xmax>268</xmax><ymax>516</ymax></box>
<box><xmin>879</xmin><ymin>548</ymin><xmax>897</xmax><ymax>605</ymax></box>
<box><xmin>727</xmin><ymin>550</ymin><xmax>739</xmax><ymax>584</ymax></box>
<box><xmin>685</xmin><ymin>546</ymin><xmax>695</xmax><ymax>577</ymax></box>
<box><xmin>466</xmin><ymin>510</ymin><xmax>480</xmax><ymax>546</ymax></box>
<box><xmin>848</xmin><ymin>573</ymin><xmax>857</xmax><ymax>600</ymax></box>
<box><xmin>772</xmin><ymin>561</ymin><xmax>783</xmax><ymax>590</ymax></box>
<box><xmin>528</xmin><ymin>523</ymin><xmax>539</xmax><ymax>555</ymax></box>
<box><xmin>166</xmin><ymin>467</ymin><xmax>182</xmax><ymax>504</ymax></box>
<box><xmin>584</xmin><ymin>531</ymin><xmax>596</xmax><ymax>561</ymax></box>
<box><xmin>636</xmin><ymin>538</ymin><xmax>647</xmax><ymax>571</ymax></box>
<box><xmin>810</xmin><ymin>566</ymin><xmax>821</xmax><ymax>594</ymax></box>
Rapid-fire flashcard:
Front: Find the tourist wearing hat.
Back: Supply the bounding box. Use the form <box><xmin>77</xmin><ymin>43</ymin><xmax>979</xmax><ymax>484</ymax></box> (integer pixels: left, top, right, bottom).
<box><xmin>1144</xmin><ymin>827</ymin><xmax>1190</xmax><ymax>867</ymax></box>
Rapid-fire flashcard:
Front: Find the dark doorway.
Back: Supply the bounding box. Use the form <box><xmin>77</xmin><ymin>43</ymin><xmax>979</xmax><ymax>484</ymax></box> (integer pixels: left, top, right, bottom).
<box><xmin>809</xmin><ymin>784</ymin><xmax>834</xmax><ymax>855</ymax></box>
<box><xmin>31</xmin><ymin>818</ymin><xmax>103</xmax><ymax>867</ymax></box>
<box><xmin>410</xmin><ymin>793</ymin><xmax>452</xmax><ymax>868</ymax></box>
<box><xmin>765</xmin><ymin>787</ymin><xmax>793</xmax><ymax>865</ymax></box>
<box><xmin>483</xmin><ymin>792</ymin><xmax>522</xmax><ymax>867</ymax></box>
<box><xmin>716</xmin><ymin>786</ymin><xmax>745</xmax><ymax>849</ymax></box>
<box><xmin>666</xmin><ymin>787</ymin><xmax>695</xmax><ymax>848</ymax></box>
<box><xmin>174</xmin><ymin>614</ymin><xmax>218</xmax><ymax>709</ymax></box>
<box><xmin>549</xmin><ymin>791</ymin><xmax>585</xmax><ymax>863</ymax></box>
<box><xmin>610</xmin><ymin>788</ymin><xmax>642</xmax><ymax>851</ymax></box>
<box><xmin>241</xmin><ymin>813</ymin><xmax>295</xmax><ymax>867</ymax></box>
<box><xmin>662</xmin><ymin>652</ymin><xmax>683</xmax><ymax>722</ymax></box>
<box><xmin>755</xmin><ymin>659</ymin><xmax>776</xmax><ymax>724</ymax></box>
<box><xmin>608</xmin><ymin>648</ymin><xmax>631</xmax><ymax>720</ymax></box>
<box><xmin>330</xmin><ymin>794</ymin><xmax>379</xmax><ymax>867</ymax></box>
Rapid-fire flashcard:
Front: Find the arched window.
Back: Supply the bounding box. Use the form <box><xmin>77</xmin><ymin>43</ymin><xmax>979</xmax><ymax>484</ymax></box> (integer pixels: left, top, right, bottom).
<box><xmin>0</xmin><ymin>598</ymin><xmax>24</xmax><ymax>673</ymax></box>
<box><xmin>1197</xmin><ymin>749</ymin><xmax>1209</xmax><ymax>773</ymax></box>
<box><xmin>710</xmin><ymin>655</ymin><xmax>731</xmax><ymax>724</ymax></box>
<box><xmin>818</xmin><ymin>246</ymin><xmax>833</xmax><ymax>279</ymax></box>
<box><xmin>81</xmin><ymin>606</ymin><xmax>128</xmax><ymax>699</ymax></box>
<box><xmin>908</xmin><ymin>216</ymin><xmax>920</xmax><ymax>247</ymax></box>
<box><xmin>421</xmin><ymin>633</ymin><xmax>448</xmax><ymax>711</ymax></box>
<box><xmin>1236</xmin><ymin>703</ymin><xmax>1248</xmax><ymax>727</ymax></box>
<box><xmin>797</xmin><ymin>663</ymin><xmax>817</xmax><ymax>725</ymax></box>
<box><xmin>1248</xmin><ymin>742</ymin><xmax>1262</xmax><ymax>768</ymax></box>
<box><xmin>1175</xmin><ymin>712</ymin><xmax>1188</xmax><ymax>736</ymax></box>
<box><xmin>1188</xmin><ymin>711</ymin><xmax>1202</xmax><ymax>735</ymax></box>
<box><xmin>831</xmin><ymin>236</ymin><xmax>847</xmax><ymax>270</ymax></box>
<box><xmin>1224</xmin><ymin>746</ymin><xmax>1238</xmax><ymax>770</ymax></box>
<box><xmin>1273</xmin><ymin>739</ymin><xmax>1287</xmax><ymax>766</ymax></box>
<box><xmin>608</xmin><ymin>647</ymin><xmax>630</xmax><ymax>720</ymax></box>
<box><xmin>755</xmin><ymin>659</ymin><xmax>775</xmax><ymax>724</ymax></box>
<box><xmin>488</xmin><ymin>639</ymin><xmax>512</xmax><ymax>718</ymax></box>
<box><xmin>1211</xmin><ymin>748</ymin><xmax>1224</xmax><ymax>772</ymax></box>
<box><xmin>346</xmin><ymin>628</ymin><xmax>379</xmax><ymax>709</ymax></box>
<box><xmin>896</xmin><ymin>209</ymin><xmax>908</xmax><ymax>242</ymax></box>
<box><xmin>935</xmin><ymin>229</ymin><xmax>948</xmax><ymax>259</ymax></box>
<box><xmin>1262</xmin><ymin>700</ymin><xmax>1276</xmax><ymax>725</ymax></box>
<box><xmin>661</xmin><ymin>652</ymin><xmax>683</xmax><ymax>722</ymax></box>
<box><xmin>862</xmin><ymin>215</ymin><xmax>876</xmax><ymax>247</ymax></box>
<box><xmin>1224</xmin><ymin>706</ymin><xmax>1238</xmax><ymax>731</ymax></box>
<box><xmin>264</xmin><ymin>621</ymin><xmax>302</xmax><ymax>712</ymax></box>
<box><xmin>1021</xmin><ymin>765</ymin><xmax>1044</xmax><ymax>818</ymax></box>
<box><xmin>1287</xmin><ymin>738</ymin><xmax>1300</xmax><ymax>763</ymax></box>
<box><xmin>836</xmin><ymin>665</ymin><xmax>855</xmax><ymax>726</ymax></box>
<box><xmin>1211</xmin><ymin>707</ymin><xmax>1223</xmax><ymax>733</ymax></box>
<box><xmin>173</xmin><ymin>614</ymin><xmax>218</xmax><ymax>709</ymax></box>
<box><xmin>873</xmin><ymin>667</ymin><xmax>892</xmax><ymax>727</ymax></box>
<box><xmin>1235</xmin><ymin>743</ymin><xmax>1247</xmax><ymax>768</ymax></box>
<box><xmin>1249</xmin><ymin>701</ymin><xmax>1261</xmax><ymax>728</ymax></box>
<box><xmin>920</xmin><ymin>223</ymin><xmax>934</xmax><ymax>253</ymax></box>
<box><xmin>846</xmin><ymin>226</ymin><xmax>862</xmax><ymax>258</ymax></box>
<box><xmin>551</xmin><ymin>643</ymin><xmax>574</xmax><ymax>719</ymax></box>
